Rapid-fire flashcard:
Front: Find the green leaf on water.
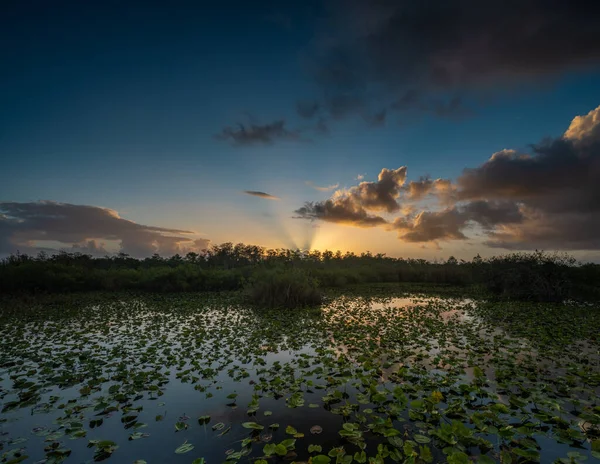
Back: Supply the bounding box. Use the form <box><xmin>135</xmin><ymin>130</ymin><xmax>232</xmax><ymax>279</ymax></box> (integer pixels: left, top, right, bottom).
<box><xmin>212</xmin><ymin>422</ymin><xmax>225</xmax><ymax>431</ymax></box>
<box><xmin>175</xmin><ymin>441</ymin><xmax>194</xmax><ymax>454</ymax></box>
<box><xmin>285</xmin><ymin>425</ymin><xmax>298</xmax><ymax>435</ymax></box>
<box><xmin>263</xmin><ymin>444</ymin><xmax>276</xmax><ymax>456</ymax></box>
<box><xmin>311</xmin><ymin>456</ymin><xmax>331</xmax><ymax>464</ymax></box>
<box><xmin>414</xmin><ymin>434</ymin><xmax>431</xmax><ymax>443</ymax></box>
<box><xmin>241</xmin><ymin>422</ymin><xmax>264</xmax><ymax>430</ymax></box>
<box><xmin>447</xmin><ymin>452</ymin><xmax>470</xmax><ymax>464</ymax></box>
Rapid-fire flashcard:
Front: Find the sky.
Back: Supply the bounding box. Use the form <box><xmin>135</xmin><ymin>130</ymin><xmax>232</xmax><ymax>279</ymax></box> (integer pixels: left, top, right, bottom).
<box><xmin>2</xmin><ymin>0</ymin><xmax>600</xmax><ymax>260</ymax></box>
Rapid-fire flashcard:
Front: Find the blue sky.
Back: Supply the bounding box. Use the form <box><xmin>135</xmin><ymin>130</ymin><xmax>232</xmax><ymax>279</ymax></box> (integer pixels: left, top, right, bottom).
<box><xmin>2</xmin><ymin>1</ymin><xmax>600</xmax><ymax>259</ymax></box>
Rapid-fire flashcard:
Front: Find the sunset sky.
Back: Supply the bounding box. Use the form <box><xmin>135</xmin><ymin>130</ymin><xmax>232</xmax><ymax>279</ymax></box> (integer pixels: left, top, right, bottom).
<box><xmin>2</xmin><ymin>1</ymin><xmax>600</xmax><ymax>260</ymax></box>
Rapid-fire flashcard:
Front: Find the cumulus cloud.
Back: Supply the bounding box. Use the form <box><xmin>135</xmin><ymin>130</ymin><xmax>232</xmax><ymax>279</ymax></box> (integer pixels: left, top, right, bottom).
<box><xmin>350</xmin><ymin>167</ymin><xmax>407</xmax><ymax>212</ymax></box>
<box><xmin>305</xmin><ymin>181</ymin><xmax>339</xmax><ymax>192</ymax></box>
<box><xmin>392</xmin><ymin>209</ymin><xmax>468</xmax><ymax>242</ymax></box>
<box><xmin>460</xmin><ymin>200</ymin><xmax>523</xmax><ymax>230</ymax></box>
<box><xmin>404</xmin><ymin>177</ymin><xmax>453</xmax><ymax>201</ymax></box>
<box><xmin>0</xmin><ymin>201</ymin><xmax>210</xmax><ymax>257</ymax></box>
<box><xmin>216</xmin><ymin>120</ymin><xmax>301</xmax><ymax>145</ymax></box>
<box><xmin>454</xmin><ymin>105</ymin><xmax>600</xmax><ymax>248</ymax></box>
<box><xmin>564</xmin><ymin>105</ymin><xmax>600</xmax><ymax>142</ymax></box>
<box><xmin>243</xmin><ymin>191</ymin><xmax>280</xmax><ymax>200</ymax></box>
<box><xmin>294</xmin><ymin>198</ymin><xmax>388</xmax><ymax>228</ymax></box>
<box><xmin>295</xmin><ymin>106</ymin><xmax>600</xmax><ymax>250</ymax></box>
<box><xmin>295</xmin><ymin>167</ymin><xmax>407</xmax><ymax>225</ymax></box>
<box><xmin>457</xmin><ymin>107</ymin><xmax>600</xmax><ymax>213</ymax></box>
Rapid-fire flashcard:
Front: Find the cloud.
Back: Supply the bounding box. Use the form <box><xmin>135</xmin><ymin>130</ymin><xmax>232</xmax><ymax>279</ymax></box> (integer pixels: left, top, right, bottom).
<box><xmin>68</xmin><ymin>239</ymin><xmax>110</xmax><ymax>257</ymax></box>
<box><xmin>294</xmin><ymin>106</ymin><xmax>600</xmax><ymax>250</ymax></box>
<box><xmin>294</xmin><ymin>198</ymin><xmax>388</xmax><ymax>228</ymax></box>
<box><xmin>305</xmin><ymin>0</ymin><xmax>600</xmax><ymax>122</ymax></box>
<box><xmin>392</xmin><ymin>209</ymin><xmax>468</xmax><ymax>242</ymax></box>
<box><xmin>296</xmin><ymin>167</ymin><xmax>407</xmax><ymax>227</ymax></box>
<box><xmin>457</xmin><ymin>106</ymin><xmax>600</xmax><ymax>213</ymax></box>
<box><xmin>460</xmin><ymin>200</ymin><xmax>524</xmax><ymax>230</ymax></box>
<box><xmin>350</xmin><ymin>167</ymin><xmax>407</xmax><ymax>212</ymax></box>
<box><xmin>243</xmin><ymin>191</ymin><xmax>280</xmax><ymax>200</ymax></box>
<box><xmin>0</xmin><ymin>201</ymin><xmax>210</xmax><ymax>257</ymax></box>
<box><xmin>404</xmin><ymin>177</ymin><xmax>453</xmax><ymax>201</ymax></box>
<box><xmin>453</xmin><ymin>105</ymin><xmax>600</xmax><ymax>249</ymax></box>
<box><xmin>216</xmin><ymin>120</ymin><xmax>301</xmax><ymax>145</ymax></box>
<box><xmin>217</xmin><ymin>3</ymin><xmax>600</xmax><ymax>143</ymax></box>
<box><xmin>564</xmin><ymin>105</ymin><xmax>600</xmax><ymax>142</ymax></box>
<box><xmin>305</xmin><ymin>181</ymin><xmax>339</xmax><ymax>191</ymax></box>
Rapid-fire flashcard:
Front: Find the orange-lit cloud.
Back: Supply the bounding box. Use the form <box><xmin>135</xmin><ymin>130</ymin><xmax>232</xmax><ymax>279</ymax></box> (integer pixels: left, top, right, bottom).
<box><xmin>296</xmin><ymin>106</ymin><xmax>600</xmax><ymax>250</ymax></box>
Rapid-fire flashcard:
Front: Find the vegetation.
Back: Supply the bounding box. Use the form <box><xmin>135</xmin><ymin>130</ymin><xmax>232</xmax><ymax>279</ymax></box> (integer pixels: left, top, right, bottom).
<box><xmin>1</xmin><ymin>244</ymin><xmax>599</xmax><ymax>302</ymax></box>
<box><xmin>244</xmin><ymin>268</ymin><xmax>322</xmax><ymax>308</ymax></box>
<box><xmin>0</xmin><ymin>291</ymin><xmax>598</xmax><ymax>463</ymax></box>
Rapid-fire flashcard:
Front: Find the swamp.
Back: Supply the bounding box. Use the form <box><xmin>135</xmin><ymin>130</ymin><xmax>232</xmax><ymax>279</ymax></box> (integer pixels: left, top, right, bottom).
<box><xmin>1</xmin><ymin>284</ymin><xmax>599</xmax><ymax>464</ymax></box>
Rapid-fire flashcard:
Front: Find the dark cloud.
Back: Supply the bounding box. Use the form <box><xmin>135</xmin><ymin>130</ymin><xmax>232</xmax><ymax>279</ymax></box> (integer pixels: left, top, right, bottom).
<box><xmin>392</xmin><ymin>209</ymin><xmax>468</xmax><ymax>242</ymax></box>
<box><xmin>389</xmin><ymin>201</ymin><xmax>524</xmax><ymax>243</ymax></box>
<box><xmin>0</xmin><ymin>201</ymin><xmax>210</xmax><ymax>257</ymax></box>
<box><xmin>454</xmin><ymin>105</ymin><xmax>600</xmax><ymax>249</ymax></box>
<box><xmin>484</xmin><ymin>210</ymin><xmax>600</xmax><ymax>250</ymax></box>
<box><xmin>216</xmin><ymin>120</ymin><xmax>301</xmax><ymax>145</ymax></box>
<box><xmin>404</xmin><ymin>177</ymin><xmax>453</xmax><ymax>201</ymax></box>
<box><xmin>295</xmin><ymin>198</ymin><xmax>388</xmax><ymax>228</ymax></box>
<box><xmin>461</xmin><ymin>200</ymin><xmax>524</xmax><ymax>230</ymax></box>
<box><xmin>307</xmin><ymin>0</ymin><xmax>600</xmax><ymax>121</ymax></box>
<box><xmin>243</xmin><ymin>191</ymin><xmax>280</xmax><ymax>200</ymax></box>
<box><xmin>219</xmin><ymin>2</ymin><xmax>600</xmax><ymax>141</ymax></box>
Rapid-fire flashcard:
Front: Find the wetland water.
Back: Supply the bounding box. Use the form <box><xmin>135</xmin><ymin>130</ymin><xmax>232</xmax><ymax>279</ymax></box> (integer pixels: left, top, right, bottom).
<box><xmin>0</xmin><ymin>293</ymin><xmax>599</xmax><ymax>463</ymax></box>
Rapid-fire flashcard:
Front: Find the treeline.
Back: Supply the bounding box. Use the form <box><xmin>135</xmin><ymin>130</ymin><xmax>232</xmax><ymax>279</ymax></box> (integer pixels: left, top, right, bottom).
<box><xmin>1</xmin><ymin>243</ymin><xmax>599</xmax><ymax>302</ymax></box>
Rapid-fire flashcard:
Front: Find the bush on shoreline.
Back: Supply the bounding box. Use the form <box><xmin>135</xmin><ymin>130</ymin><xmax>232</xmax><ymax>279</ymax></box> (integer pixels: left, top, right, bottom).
<box><xmin>244</xmin><ymin>268</ymin><xmax>322</xmax><ymax>308</ymax></box>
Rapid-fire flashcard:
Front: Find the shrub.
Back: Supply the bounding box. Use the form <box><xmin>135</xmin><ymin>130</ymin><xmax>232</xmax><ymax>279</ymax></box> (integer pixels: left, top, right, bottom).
<box><xmin>244</xmin><ymin>268</ymin><xmax>322</xmax><ymax>308</ymax></box>
<box><xmin>481</xmin><ymin>251</ymin><xmax>574</xmax><ymax>302</ymax></box>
